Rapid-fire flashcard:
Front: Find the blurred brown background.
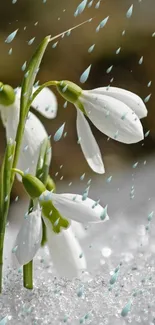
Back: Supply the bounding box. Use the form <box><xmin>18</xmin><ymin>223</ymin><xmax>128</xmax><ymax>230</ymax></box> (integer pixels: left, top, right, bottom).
<box><xmin>0</xmin><ymin>0</ymin><xmax>155</xmax><ymax>198</ymax></box>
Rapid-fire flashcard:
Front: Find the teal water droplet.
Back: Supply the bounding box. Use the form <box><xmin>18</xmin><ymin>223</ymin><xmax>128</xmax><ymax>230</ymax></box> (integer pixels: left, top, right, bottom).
<box><xmin>24</xmin><ymin>71</ymin><xmax>29</xmax><ymax>78</ymax></box>
<box><xmin>77</xmin><ymin>287</ymin><xmax>84</xmax><ymax>297</ymax></box>
<box><xmin>43</xmin><ymin>0</ymin><xmax>47</xmax><ymax>3</ymax></box>
<box><xmin>52</xmin><ymin>41</ymin><xmax>58</xmax><ymax>48</ymax></box>
<box><xmin>100</xmin><ymin>205</ymin><xmax>108</xmax><ymax>220</ymax></box>
<box><xmin>28</xmin><ymin>37</ymin><xmax>35</xmax><ymax>45</ymax></box>
<box><xmin>106</xmin><ymin>176</ymin><xmax>112</xmax><ymax>183</ymax></box>
<box><xmin>74</xmin><ymin>0</ymin><xmax>87</xmax><ymax>16</ymax></box>
<box><xmin>110</xmin><ymin>271</ymin><xmax>119</xmax><ymax>285</ymax></box>
<box><xmin>126</xmin><ymin>5</ymin><xmax>133</xmax><ymax>18</ymax></box>
<box><xmin>21</xmin><ymin>61</ymin><xmax>27</xmax><ymax>71</ymax></box>
<box><xmin>100</xmin><ymin>16</ymin><xmax>109</xmax><ymax>28</ymax></box>
<box><xmin>82</xmin><ymin>186</ymin><xmax>90</xmax><ymax>200</ymax></box>
<box><xmin>8</xmin><ymin>48</ymin><xmax>12</xmax><ymax>55</ymax></box>
<box><xmin>80</xmin><ymin>65</ymin><xmax>91</xmax><ymax>83</ymax></box>
<box><xmin>0</xmin><ymin>316</ymin><xmax>8</xmax><ymax>325</ymax></box>
<box><xmin>95</xmin><ymin>1</ymin><xmax>101</xmax><ymax>9</ymax></box>
<box><xmin>144</xmin><ymin>94</ymin><xmax>151</xmax><ymax>103</ymax></box>
<box><xmin>87</xmin><ymin>179</ymin><xmax>91</xmax><ymax>185</ymax></box>
<box><xmin>132</xmin><ymin>162</ymin><xmax>138</xmax><ymax>168</ymax></box>
<box><xmin>66</xmin><ymin>30</ymin><xmax>71</xmax><ymax>36</ymax></box>
<box><xmin>12</xmin><ymin>0</ymin><xmax>17</xmax><ymax>3</ymax></box>
<box><xmin>80</xmin><ymin>173</ymin><xmax>85</xmax><ymax>180</ymax></box>
<box><xmin>139</xmin><ymin>56</ymin><xmax>143</xmax><ymax>64</ymax></box>
<box><xmin>12</xmin><ymin>245</ymin><xmax>18</xmax><ymax>253</ymax></box>
<box><xmin>54</xmin><ymin>123</ymin><xmax>65</xmax><ymax>141</ymax></box>
<box><xmin>88</xmin><ymin>44</ymin><xmax>95</xmax><ymax>53</ymax></box>
<box><xmin>121</xmin><ymin>300</ymin><xmax>132</xmax><ymax>317</ymax></box>
<box><xmin>106</xmin><ymin>65</ymin><xmax>113</xmax><ymax>73</ymax></box>
<box><xmin>5</xmin><ymin>29</ymin><xmax>18</xmax><ymax>43</ymax></box>
<box><xmin>148</xmin><ymin>211</ymin><xmax>154</xmax><ymax>222</ymax></box>
<box><xmin>145</xmin><ymin>130</ymin><xmax>150</xmax><ymax>137</ymax></box>
<box><xmin>92</xmin><ymin>199</ymin><xmax>100</xmax><ymax>208</ymax></box>
<box><xmin>63</xmin><ymin>101</ymin><xmax>68</xmax><ymax>108</ymax></box>
<box><xmin>147</xmin><ymin>81</ymin><xmax>152</xmax><ymax>87</ymax></box>
<box><xmin>79</xmin><ymin>252</ymin><xmax>83</xmax><ymax>258</ymax></box>
<box><xmin>116</xmin><ymin>47</ymin><xmax>121</xmax><ymax>54</ymax></box>
<box><xmin>87</xmin><ymin>0</ymin><xmax>93</xmax><ymax>8</ymax></box>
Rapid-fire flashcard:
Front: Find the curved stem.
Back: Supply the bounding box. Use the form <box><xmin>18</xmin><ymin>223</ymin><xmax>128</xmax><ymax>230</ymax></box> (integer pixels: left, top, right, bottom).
<box><xmin>23</xmin><ymin>261</ymin><xmax>33</xmax><ymax>289</ymax></box>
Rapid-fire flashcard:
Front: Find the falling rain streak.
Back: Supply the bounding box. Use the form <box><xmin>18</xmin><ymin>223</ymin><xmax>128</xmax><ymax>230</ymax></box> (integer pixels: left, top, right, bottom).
<box><xmin>53</xmin><ymin>123</ymin><xmax>65</xmax><ymax>141</ymax></box>
<box><xmin>96</xmin><ymin>16</ymin><xmax>109</xmax><ymax>32</ymax></box>
<box><xmin>74</xmin><ymin>0</ymin><xmax>88</xmax><ymax>16</ymax></box>
<box><xmin>5</xmin><ymin>29</ymin><xmax>18</xmax><ymax>43</ymax></box>
<box><xmin>80</xmin><ymin>65</ymin><xmax>92</xmax><ymax>83</ymax></box>
<box><xmin>126</xmin><ymin>4</ymin><xmax>133</xmax><ymax>18</ymax></box>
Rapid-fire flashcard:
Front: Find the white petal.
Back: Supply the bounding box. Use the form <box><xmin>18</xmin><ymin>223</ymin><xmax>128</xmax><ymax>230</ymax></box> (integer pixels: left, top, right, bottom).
<box><xmin>45</xmin><ymin>220</ymin><xmax>86</xmax><ymax>279</ymax></box>
<box><xmin>15</xmin><ymin>86</ymin><xmax>57</xmax><ymax>119</ymax></box>
<box><xmin>0</xmin><ymin>97</ymin><xmax>19</xmax><ymax>141</ymax></box>
<box><xmin>47</xmin><ymin>192</ymin><xmax>109</xmax><ymax>223</ymax></box>
<box><xmin>76</xmin><ymin>109</ymin><xmax>105</xmax><ymax>174</ymax></box>
<box><xmin>14</xmin><ymin>208</ymin><xmax>42</xmax><ymax>265</ymax></box>
<box><xmin>17</xmin><ymin>111</ymin><xmax>50</xmax><ymax>180</ymax></box>
<box><xmin>88</xmin><ymin>87</ymin><xmax>147</xmax><ymax>119</ymax></box>
<box><xmin>80</xmin><ymin>92</ymin><xmax>144</xmax><ymax>144</ymax></box>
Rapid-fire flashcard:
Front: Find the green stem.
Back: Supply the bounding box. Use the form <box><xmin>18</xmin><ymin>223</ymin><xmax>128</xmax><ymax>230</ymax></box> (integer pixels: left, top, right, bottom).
<box><xmin>29</xmin><ymin>81</ymin><xmax>58</xmax><ymax>108</ymax></box>
<box><xmin>23</xmin><ymin>261</ymin><xmax>33</xmax><ymax>289</ymax></box>
<box><xmin>0</xmin><ymin>233</ymin><xmax>4</xmax><ymax>293</ymax></box>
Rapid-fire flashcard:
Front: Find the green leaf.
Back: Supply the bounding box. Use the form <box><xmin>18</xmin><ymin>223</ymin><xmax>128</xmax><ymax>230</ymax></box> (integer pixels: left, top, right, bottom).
<box><xmin>20</xmin><ymin>35</ymin><xmax>51</xmax><ymax>120</ymax></box>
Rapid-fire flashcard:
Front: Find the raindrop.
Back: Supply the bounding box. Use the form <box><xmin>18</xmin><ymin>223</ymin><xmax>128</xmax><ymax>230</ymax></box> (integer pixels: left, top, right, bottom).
<box><xmin>106</xmin><ymin>175</ymin><xmax>112</xmax><ymax>183</ymax></box>
<box><xmin>80</xmin><ymin>65</ymin><xmax>92</xmax><ymax>83</ymax></box>
<box><xmin>21</xmin><ymin>61</ymin><xmax>27</xmax><ymax>71</ymax></box>
<box><xmin>122</xmin><ymin>30</ymin><xmax>126</xmax><ymax>36</ymax></box>
<box><xmin>15</xmin><ymin>196</ymin><xmax>19</xmax><ymax>202</ymax></box>
<box><xmin>68</xmin><ymin>182</ymin><xmax>72</xmax><ymax>186</ymax></box>
<box><xmin>126</xmin><ymin>4</ymin><xmax>133</xmax><ymax>19</ymax></box>
<box><xmin>12</xmin><ymin>0</ymin><xmax>17</xmax><ymax>3</ymax></box>
<box><xmin>110</xmin><ymin>271</ymin><xmax>119</xmax><ymax>285</ymax></box>
<box><xmin>34</xmin><ymin>22</ymin><xmax>38</xmax><ymax>26</ymax></box>
<box><xmin>74</xmin><ymin>0</ymin><xmax>88</xmax><ymax>16</ymax></box>
<box><xmin>132</xmin><ymin>162</ymin><xmax>138</xmax><ymax>168</ymax></box>
<box><xmin>145</xmin><ymin>130</ymin><xmax>150</xmax><ymax>137</ymax></box>
<box><xmin>116</xmin><ymin>47</ymin><xmax>121</xmax><ymax>54</ymax></box>
<box><xmin>64</xmin><ymin>132</ymin><xmax>67</xmax><ymax>137</ymax></box>
<box><xmin>79</xmin><ymin>252</ymin><xmax>83</xmax><ymax>258</ymax></box>
<box><xmin>87</xmin><ymin>179</ymin><xmax>91</xmax><ymax>185</ymax></box>
<box><xmin>28</xmin><ymin>37</ymin><xmax>35</xmax><ymax>45</ymax></box>
<box><xmin>100</xmin><ymin>16</ymin><xmax>109</xmax><ymax>28</ymax></box>
<box><xmin>12</xmin><ymin>245</ymin><xmax>18</xmax><ymax>253</ymax></box>
<box><xmin>5</xmin><ymin>195</ymin><xmax>8</xmax><ymax>202</ymax></box>
<box><xmin>88</xmin><ymin>44</ymin><xmax>95</xmax><ymax>53</ymax></box>
<box><xmin>8</xmin><ymin>48</ymin><xmax>12</xmax><ymax>55</ymax></box>
<box><xmin>106</xmin><ymin>65</ymin><xmax>113</xmax><ymax>73</ymax></box>
<box><xmin>147</xmin><ymin>81</ymin><xmax>152</xmax><ymax>87</ymax></box>
<box><xmin>144</xmin><ymin>94</ymin><xmax>151</xmax><ymax>103</ymax></box>
<box><xmin>95</xmin><ymin>1</ymin><xmax>101</xmax><ymax>9</ymax></box>
<box><xmin>148</xmin><ymin>211</ymin><xmax>154</xmax><ymax>222</ymax></box>
<box><xmin>24</xmin><ymin>71</ymin><xmax>29</xmax><ymax>78</ymax></box>
<box><xmin>62</xmin><ymin>85</ymin><xmax>68</xmax><ymax>92</ymax></box>
<box><xmin>100</xmin><ymin>205</ymin><xmax>108</xmax><ymax>220</ymax></box>
<box><xmin>63</xmin><ymin>101</ymin><xmax>68</xmax><ymax>108</ymax></box>
<box><xmin>77</xmin><ymin>286</ymin><xmax>84</xmax><ymax>297</ymax></box>
<box><xmin>121</xmin><ymin>300</ymin><xmax>132</xmax><ymax>317</ymax></box>
<box><xmin>66</xmin><ymin>30</ymin><xmax>71</xmax><ymax>36</ymax></box>
<box><xmin>54</xmin><ymin>218</ymin><xmax>60</xmax><ymax>226</ymax></box>
<box><xmin>52</xmin><ymin>41</ymin><xmax>58</xmax><ymax>48</ymax></box>
<box><xmin>87</xmin><ymin>0</ymin><xmax>93</xmax><ymax>8</ymax></box>
<box><xmin>5</xmin><ymin>29</ymin><xmax>18</xmax><ymax>43</ymax></box>
<box><xmin>96</xmin><ymin>25</ymin><xmax>100</xmax><ymax>33</ymax></box>
<box><xmin>80</xmin><ymin>173</ymin><xmax>85</xmax><ymax>180</ymax></box>
<box><xmin>139</xmin><ymin>56</ymin><xmax>143</xmax><ymax>65</ymax></box>
<box><xmin>42</xmin><ymin>0</ymin><xmax>47</xmax><ymax>3</ymax></box>
<box><xmin>82</xmin><ymin>186</ymin><xmax>90</xmax><ymax>200</ymax></box>
<box><xmin>0</xmin><ymin>316</ymin><xmax>8</xmax><ymax>325</ymax></box>
<box><xmin>53</xmin><ymin>123</ymin><xmax>65</xmax><ymax>141</ymax></box>
<box><xmin>152</xmin><ymin>32</ymin><xmax>155</xmax><ymax>37</ymax></box>
<box><xmin>101</xmin><ymin>247</ymin><xmax>112</xmax><ymax>257</ymax></box>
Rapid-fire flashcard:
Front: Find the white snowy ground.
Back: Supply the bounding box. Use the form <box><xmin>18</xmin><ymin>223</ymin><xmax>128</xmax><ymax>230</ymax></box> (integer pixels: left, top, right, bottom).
<box><xmin>1</xmin><ymin>155</ymin><xmax>155</xmax><ymax>325</ymax></box>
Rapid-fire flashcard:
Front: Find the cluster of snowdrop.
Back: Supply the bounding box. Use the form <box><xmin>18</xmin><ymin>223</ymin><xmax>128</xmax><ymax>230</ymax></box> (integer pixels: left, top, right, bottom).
<box><xmin>0</xmin><ymin>36</ymin><xmax>147</xmax><ymax>290</ymax></box>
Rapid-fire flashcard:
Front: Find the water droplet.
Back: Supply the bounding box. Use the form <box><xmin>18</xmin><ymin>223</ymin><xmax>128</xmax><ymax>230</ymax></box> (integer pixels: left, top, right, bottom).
<box><xmin>144</xmin><ymin>94</ymin><xmax>151</xmax><ymax>103</ymax></box>
<box><xmin>79</xmin><ymin>252</ymin><xmax>83</xmax><ymax>258</ymax></box>
<box><xmin>5</xmin><ymin>29</ymin><xmax>18</xmax><ymax>43</ymax></box>
<box><xmin>77</xmin><ymin>286</ymin><xmax>84</xmax><ymax>297</ymax></box>
<box><xmin>148</xmin><ymin>211</ymin><xmax>154</xmax><ymax>222</ymax></box>
<box><xmin>34</xmin><ymin>22</ymin><xmax>38</xmax><ymax>26</ymax></box>
<box><xmin>87</xmin><ymin>0</ymin><xmax>93</xmax><ymax>8</ymax></box>
<box><xmin>116</xmin><ymin>47</ymin><xmax>121</xmax><ymax>54</ymax></box>
<box><xmin>82</xmin><ymin>186</ymin><xmax>90</xmax><ymax>200</ymax></box>
<box><xmin>80</xmin><ymin>65</ymin><xmax>91</xmax><ymax>83</ymax></box>
<box><xmin>12</xmin><ymin>0</ymin><xmax>17</xmax><ymax>3</ymax></box>
<box><xmin>106</xmin><ymin>175</ymin><xmax>112</xmax><ymax>183</ymax></box>
<box><xmin>62</xmin><ymin>85</ymin><xmax>68</xmax><ymax>92</ymax></box>
<box><xmin>8</xmin><ymin>48</ymin><xmax>12</xmax><ymax>55</ymax></box>
<box><xmin>15</xmin><ymin>196</ymin><xmax>19</xmax><ymax>202</ymax></box>
<box><xmin>12</xmin><ymin>245</ymin><xmax>18</xmax><ymax>253</ymax></box>
<box><xmin>145</xmin><ymin>130</ymin><xmax>150</xmax><ymax>137</ymax></box>
<box><xmin>66</xmin><ymin>30</ymin><xmax>71</xmax><ymax>36</ymax></box>
<box><xmin>152</xmin><ymin>32</ymin><xmax>155</xmax><ymax>37</ymax></box>
<box><xmin>139</xmin><ymin>56</ymin><xmax>143</xmax><ymax>64</ymax></box>
<box><xmin>99</xmin><ymin>16</ymin><xmax>109</xmax><ymax>28</ymax></box>
<box><xmin>106</xmin><ymin>65</ymin><xmax>113</xmax><ymax>73</ymax></box>
<box><xmin>147</xmin><ymin>81</ymin><xmax>152</xmax><ymax>87</ymax></box>
<box><xmin>21</xmin><ymin>61</ymin><xmax>27</xmax><ymax>71</ymax></box>
<box><xmin>126</xmin><ymin>4</ymin><xmax>133</xmax><ymax>18</ymax></box>
<box><xmin>0</xmin><ymin>316</ymin><xmax>8</xmax><ymax>325</ymax></box>
<box><xmin>101</xmin><ymin>247</ymin><xmax>112</xmax><ymax>257</ymax></box>
<box><xmin>121</xmin><ymin>300</ymin><xmax>132</xmax><ymax>317</ymax></box>
<box><xmin>54</xmin><ymin>218</ymin><xmax>60</xmax><ymax>226</ymax></box>
<box><xmin>54</xmin><ymin>123</ymin><xmax>65</xmax><ymax>141</ymax></box>
<box><xmin>88</xmin><ymin>44</ymin><xmax>95</xmax><ymax>53</ymax></box>
<box><xmin>122</xmin><ymin>30</ymin><xmax>126</xmax><ymax>36</ymax></box>
<box><xmin>100</xmin><ymin>205</ymin><xmax>108</xmax><ymax>220</ymax></box>
<box><xmin>74</xmin><ymin>0</ymin><xmax>87</xmax><ymax>16</ymax></box>
<box><xmin>80</xmin><ymin>173</ymin><xmax>85</xmax><ymax>180</ymax></box>
<box><xmin>28</xmin><ymin>37</ymin><xmax>35</xmax><ymax>45</ymax></box>
<box><xmin>132</xmin><ymin>162</ymin><xmax>138</xmax><ymax>168</ymax></box>
<box><xmin>95</xmin><ymin>0</ymin><xmax>101</xmax><ymax>9</ymax></box>
<box><xmin>63</xmin><ymin>101</ymin><xmax>68</xmax><ymax>108</ymax></box>
<box><xmin>52</xmin><ymin>41</ymin><xmax>58</xmax><ymax>48</ymax></box>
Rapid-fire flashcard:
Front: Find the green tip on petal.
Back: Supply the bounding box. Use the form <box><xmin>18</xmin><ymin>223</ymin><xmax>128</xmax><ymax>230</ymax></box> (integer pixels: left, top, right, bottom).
<box><xmin>56</xmin><ymin>80</ymin><xmax>82</xmax><ymax>104</ymax></box>
<box><xmin>46</xmin><ymin>175</ymin><xmax>56</xmax><ymax>192</ymax></box>
<box><xmin>0</xmin><ymin>83</ymin><xmax>15</xmax><ymax>106</ymax></box>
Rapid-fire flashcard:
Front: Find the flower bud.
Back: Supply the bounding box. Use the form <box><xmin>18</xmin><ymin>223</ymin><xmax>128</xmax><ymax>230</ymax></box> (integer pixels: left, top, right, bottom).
<box><xmin>56</xmin><ymin>80</ymin><xmax>82</xmax><ymax>104</ymax></box>
<box><xmin>0</xmin><ymin>82</ymin><xmax>15</xmax><ymax>106</ymax></box>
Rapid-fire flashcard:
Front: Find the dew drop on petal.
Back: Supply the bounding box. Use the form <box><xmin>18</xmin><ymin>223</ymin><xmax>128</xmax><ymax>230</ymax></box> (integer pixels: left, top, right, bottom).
<box><xmin>28</xmin><ymin>37</ymin><xmax>35</xmax><ymax>45</ymax></box>
<box><xmin>21</xmin><ymin>61</ymin><xmax>27</xmax><ymax>71</ymax></box>
<box><xmin>54</xmin><ymin>123</ymin><xmax>65</xmax><ymax>142</ymax></box>
<box><xmin>8</xmin><ymin>48</ymin><xmax>12</xmax><ymax>55</ymax></box>
<box><xmin>12</xmin><ymin>245</ymin><xmax>18</xmax><ymax>253</ymax></box>
<box><xmin>88</xmin><ymin>44</ymin><xmax>95</xmax><ymax>53</ymax></box>
<box><xmin>126</xmin><ymin>4</ymin><xmax>133</xmax><ymax>19</ymax></box>
<box><xmin>5</xmin><ymin>29</ymin><xmax>18</xmax><ymax>43</ymax></box>
<box><xmin>95</xmin><ymin>0</ymin><xmax>101</xmax><ymax>9</ymax></box>
<box><xmin>116</xmin><ymin>47</ymin><xmax>121</xmax><ymax>55</ymax></box>
<box><xmin>74</xmin><ymin>0</ymin><xmax>87</xmax><ymax>16</ymax></box>
<box><xmin>121</xmin><ymin>300</ymin><xmax>132</xmax><ymax>317</ymax></box>
<box><xmin>145</xmin><ymin>130</ymin><xmax>150</xmax><ymax>137</ymax></box>
<box><xmin>99</xmin><ymin>16</ymin><xmax>109</xmax><ymax>28</ymax></box>
<box><xmin>138</xmin><ymin>56</ymin><xmax>143</xmax><ymax>64</ymax></box>
<box><xmin>87</xmin><ymin>0</ymin><xmax>93</xmax><ymax>8</ymax></box>
<box><xmin>144</xmin><ymin>93</ymin><xmax>151</xmax><ymax>103</ymax></box>
<box><xmin>52</xmin><ymin>41</ymin><xmax>58</xmax><ymax>48</ymax></box>
<box><xmin>80</xmin><ymin>64</ymin><xmax>92</xmax><ymax>83</ymax></box>
<box><xmin>62</xmin><ymin>85</ymin><xmax>68</xmax><ymax>92</ymax></box>
<box><xmin>106</xmin><ymin>65</ymin><xmax>113</xmax><ymax>73</ymax></box>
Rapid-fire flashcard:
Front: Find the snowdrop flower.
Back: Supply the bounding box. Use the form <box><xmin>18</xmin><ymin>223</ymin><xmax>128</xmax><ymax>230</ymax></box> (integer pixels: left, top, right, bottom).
<box><xmin>14</xmin><ymin>190</ymin><xmax>109</xmax><ymax>278</ymax></box>
<box><xmin>0</xmin><ymin>83</ymin><xmax>57</xmax><ymax>178</ymax></box>
<box><xmin>56</xmin><ymin>81</ymin><xmax>147</xmax><ymax>174</ymax></box>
